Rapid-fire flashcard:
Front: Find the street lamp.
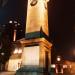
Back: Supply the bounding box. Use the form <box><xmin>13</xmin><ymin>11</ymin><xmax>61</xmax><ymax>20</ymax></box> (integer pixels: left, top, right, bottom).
<box><xmin>56</xmin><ymin>56</ymin><xmax>64</xmax><ymax>74</ymax></box>
<box><xmin>57</xmin><ymin>56</ymin><xmax>61</xmax><ymax>62</ymax></box>
<box><xmin>13</xmin><ymin>29</ymin><xmax>17</xmax><ymax>42</ymax></box>
<box><xmin>9</xmin><ymin>20</ymin><xmax>20</xmax><ymax>42</ymax></box>
<box><xmin>9</xmin><ymin>20</ymin><xmax>13</xmax><ymax>24</ymax></box>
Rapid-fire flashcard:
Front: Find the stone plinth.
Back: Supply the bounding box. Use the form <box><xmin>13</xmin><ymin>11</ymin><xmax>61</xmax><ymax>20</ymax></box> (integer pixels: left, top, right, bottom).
<box><xmin>16</xmin><ymin>65</ymin><xmax>48</xmax><ymax>75</ymax></box>
<box><xmin>18</xmin><ymin>38</ymin><xmax>52</xmax><ymax>75</ymax></box>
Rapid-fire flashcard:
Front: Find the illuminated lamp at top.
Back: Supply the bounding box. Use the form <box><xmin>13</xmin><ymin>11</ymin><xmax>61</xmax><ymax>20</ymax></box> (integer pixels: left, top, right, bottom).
<box><xmin>57</xmin><ymin>56</ymin><xmax>61</xmax><ymax>62</ymax></box>
<box><xmin>9</xmin><ymin>20</ymin><xmax>13</xmax><ymax>24</ymax></box>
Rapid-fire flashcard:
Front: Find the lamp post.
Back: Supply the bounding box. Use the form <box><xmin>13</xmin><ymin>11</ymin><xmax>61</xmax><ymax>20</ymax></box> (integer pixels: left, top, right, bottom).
<box><xmin>13</xmin><ymin>29</ymin><xmax>17</xmax><ymax>42</ymax></box>
<box><xmin>9</xmin><ymin>20</ymin><xmax>18</xmax><ymax>42</ymax></box>
<box><xmin>56</xmin><ymin>56</ymin><xmax>63</xmax><ymax>74</ymax></box>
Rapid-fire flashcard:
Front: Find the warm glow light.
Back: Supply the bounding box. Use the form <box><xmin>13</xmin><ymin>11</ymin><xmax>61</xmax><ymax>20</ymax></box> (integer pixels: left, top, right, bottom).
<box><xmin>18</xmin><ymin>49</ymin><xmax>22</xmax><ymax>54</ymax></box>
<box><xmin>69</xmin><ymin>65</ymin><xmax>72</xmax><ymax>68</ymax></box>
<box><xmin>22</xmin><ymin>46</ymin><xmax>39</xmax><ymax>66</ymax></box>
<box><xmin>13</xmin><ymin>30</ymin><xmax>17</xmax><ymax>42</ymax></box>
<box><xmin>14</xmin><ymin>21</ymin><xmax>17</xmax><ymax>23</ymax></box>
<box><xmin>18</xmin><ymin>23</ymin><xmax>20</xmax><ymax>26</ymax></box>
<box><xmin>1</xmin><ymin>52</ymin><xmax>4</xmax><ymax>56</ymax></box>
<box><xmin>57</xmin><ymin>56</ymin><xmax>61</xmax><ymax>61</ymax></box>
<box><xmin>63</xmin><ymin>65</ymin><xmax>67</xmax><ymax>68</ymax></box>
<box><xmin>13</xmin><ymin>48</ymin><xmax>18</xmax><ymax>54</ymax></box>
<box><xmin>9</xmin><ymin>20</ymin><xmax>13</xmax><ymax>24</ymax></box>
<box><xmin>51</xmin><ymin>64</ymin><xmax>56</xmax><ymax>68</ymax></box>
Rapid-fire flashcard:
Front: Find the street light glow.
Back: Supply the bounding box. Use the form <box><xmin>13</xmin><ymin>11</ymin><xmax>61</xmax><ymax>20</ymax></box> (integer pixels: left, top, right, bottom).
<box><xmin>51</xmin><ymin>64</ymin><xmax>56</xmax><ymax>68</ymax></box>
<box><xmin>18</xmin><ymin>23</ymin><xmax>20</xmax><ymax>26</ymax></box>
<box><xmin>57</xmin><ymin>56</ymin><xmax>61</xmax><ymax>61</ymax></box>
<box><xmin>1</xmin><ymin>52</ymin><xmax>5</xmax><ymax>56</ymax></box>
<box><xmin>9</xmin><ymin>20</ymin><xmax>13</xmax><ymax>24</ymax></box>
<box><xmin>14</xmin><ymin>21</ymin><xmax>17</xmax><ymax>23</ymax></box>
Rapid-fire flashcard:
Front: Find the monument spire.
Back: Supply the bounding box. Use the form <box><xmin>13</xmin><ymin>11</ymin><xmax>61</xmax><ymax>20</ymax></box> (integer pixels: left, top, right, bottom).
<box><xmin>17</xmin><ymin>0</ymin><xmax>52</xmax><ymax>74</ymax></box>
<box><xmin>26</xmin><ymin>0</ymin><xmax>50</xmax><ymax>39</ymax></box>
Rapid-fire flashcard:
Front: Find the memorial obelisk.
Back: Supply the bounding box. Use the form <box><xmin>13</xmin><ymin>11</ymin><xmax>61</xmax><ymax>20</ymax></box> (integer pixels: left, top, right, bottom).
<box><xmin>20</xmin><ymin>0</ymin><xmax>52</xmax><ymax>74</ymax></box>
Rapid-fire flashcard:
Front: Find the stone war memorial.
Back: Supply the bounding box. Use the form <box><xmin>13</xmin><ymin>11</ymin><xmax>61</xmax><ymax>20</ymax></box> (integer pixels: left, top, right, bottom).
<box><xmin>12</xmin><ymin>0</ymin><xmax>52</xmax><ymax>75</ymax></box>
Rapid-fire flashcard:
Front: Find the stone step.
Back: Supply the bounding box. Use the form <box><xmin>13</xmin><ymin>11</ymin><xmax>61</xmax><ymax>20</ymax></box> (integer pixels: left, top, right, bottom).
<box><xmin>0</xmin><ymin>71</ymin><xmax>15</xmax><ymax>75</ymax></box>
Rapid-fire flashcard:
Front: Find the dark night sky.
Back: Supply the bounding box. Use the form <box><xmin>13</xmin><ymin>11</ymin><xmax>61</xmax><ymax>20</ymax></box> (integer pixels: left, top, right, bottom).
<box><xmin>0</xmin><ymin>0</ymin><xmax>26</xmax><ymax>24</ymax></box>
<box><xmin>49</xmin><ymin>0</ymin><xmax>75</xmax><ymax>61</ymax></box>
<box><xmin>0</xmin><ymin>0</ymin><xmax>75</xmax><ymax>61</ymax></box>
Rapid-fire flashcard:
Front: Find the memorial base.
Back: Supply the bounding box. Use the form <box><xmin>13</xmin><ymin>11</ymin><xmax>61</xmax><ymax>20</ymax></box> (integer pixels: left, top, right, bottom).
<box><xmin>16</xmin><ymin>66</ymin><xmax>49</xmax><ymax>75</ymax></box>
<box><xmin>17</xmin><ymin>38</ymin><xmax>52</xmax><ymax>75</ymax></box>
